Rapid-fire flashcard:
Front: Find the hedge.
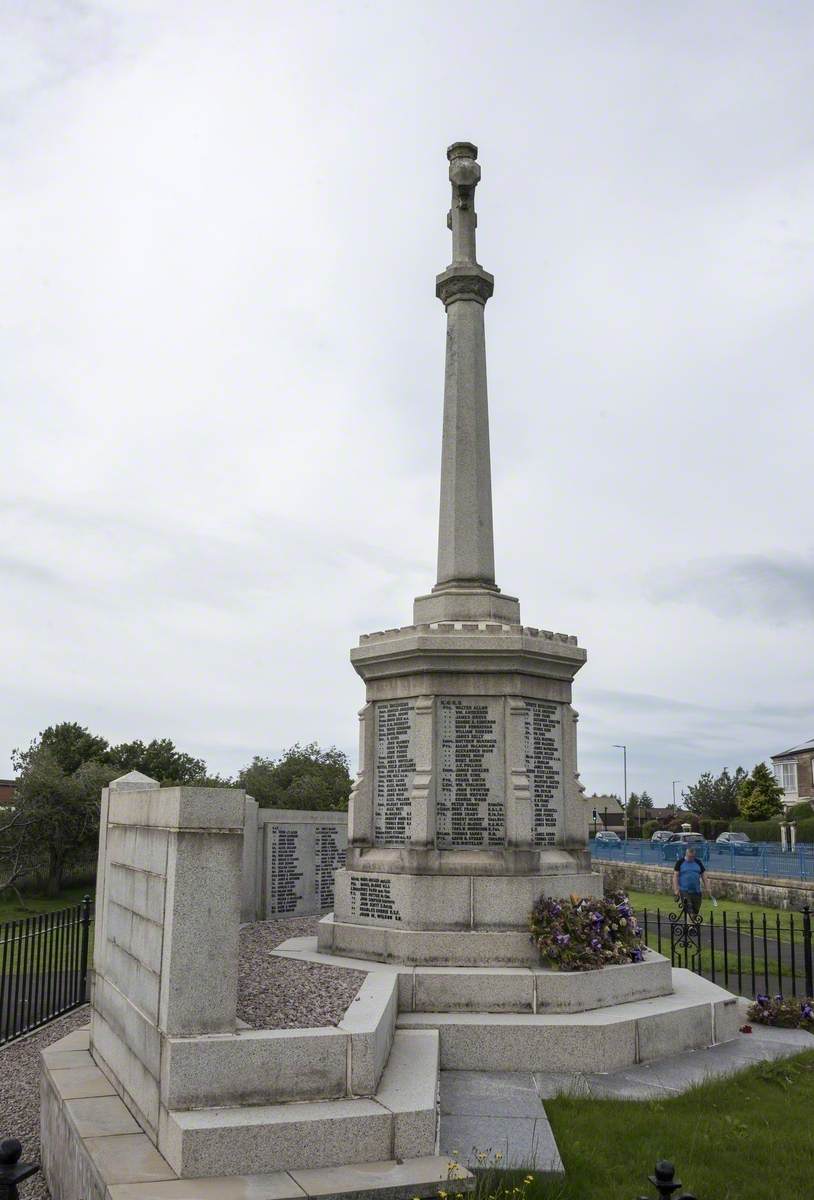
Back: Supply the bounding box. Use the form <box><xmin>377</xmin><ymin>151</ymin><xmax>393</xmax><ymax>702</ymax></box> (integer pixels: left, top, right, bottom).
<box><xmin>731</xmin><ymin>818</ymin><xmax>782</xmax><ymax>842</ymax></box>
<box><xmin>699</xmin><ymin>819</ymin><xmax>730</xmax><ymax>840</ymax></box>
<box><xmin>788</xmin><ymin>800</ymin><xmax>814</xmax><ymax>821</ymax></box>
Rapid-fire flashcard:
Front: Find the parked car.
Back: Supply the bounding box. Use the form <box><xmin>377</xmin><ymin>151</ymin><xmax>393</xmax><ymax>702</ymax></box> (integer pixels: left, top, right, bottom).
<box><xmin>661</xmin><ymin>832</ymin><xmax>709</xmax><ymax>862</ymax></box>
<box><xmin>715</xmin><ymin>831</ymin><xmax>760</xmax><ymax>856</ymax></box>
<box><xmin>650</xmin><ymin>830</ymin><xmax>674</xmax><ymax>845</ymax></box>
<box><xmin>594</xmin><ymin>830</ymin><xmax>622</xmax><ymax>846</ymax></box>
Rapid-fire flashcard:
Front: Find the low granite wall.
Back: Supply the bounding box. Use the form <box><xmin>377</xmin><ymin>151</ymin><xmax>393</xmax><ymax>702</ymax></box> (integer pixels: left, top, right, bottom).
<box><xmin>603</xmin><ymin>861</ymin><xmax>814</xmax><ymax>910</ymax></box>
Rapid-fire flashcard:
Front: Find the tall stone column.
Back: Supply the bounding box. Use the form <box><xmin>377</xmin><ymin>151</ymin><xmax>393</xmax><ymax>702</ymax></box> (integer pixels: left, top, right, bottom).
<box><xmin>321</xmin><ymin>144</ymin><xmax>597</xmax><ymax>967</ymax></box>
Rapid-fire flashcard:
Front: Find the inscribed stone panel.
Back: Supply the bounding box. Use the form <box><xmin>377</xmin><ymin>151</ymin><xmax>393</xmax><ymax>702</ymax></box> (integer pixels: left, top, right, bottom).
<box><xmin>436</xmin><ymin>696</ymin><xmax>505</xmax><ymax>849</ymax></box>
<box><xmin>524</xmin><ymin>699</ymin><xmax>564</xmax><ymax>846</ymax></box>
<box><xmin>373</xmin><ymin>699</ymin><xmax>417</xmax><ymax>846</ymax></box>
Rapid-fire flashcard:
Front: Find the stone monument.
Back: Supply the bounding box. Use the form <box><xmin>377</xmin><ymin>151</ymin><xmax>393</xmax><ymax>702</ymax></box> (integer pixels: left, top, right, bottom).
<box><xmin>319</xmin><ymin>143</ymin><xmax>601</xmax><ymax>967</ymax></box>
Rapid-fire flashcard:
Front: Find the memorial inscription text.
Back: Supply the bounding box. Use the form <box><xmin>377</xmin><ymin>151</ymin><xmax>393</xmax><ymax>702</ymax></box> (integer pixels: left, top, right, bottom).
<box><xmin>524</xmin><ymin>700</ymin><xmax>563</xmax><ymax>845</ymax></box>
<box><xmin>373</xmin><ymin>699</ymin><xmax>416</xmax><ymax>845</ymax></box>
<box><xmin>436</xmin><ymin>697</ymin><xmax>504</xmax><ymax>848</ymax></box>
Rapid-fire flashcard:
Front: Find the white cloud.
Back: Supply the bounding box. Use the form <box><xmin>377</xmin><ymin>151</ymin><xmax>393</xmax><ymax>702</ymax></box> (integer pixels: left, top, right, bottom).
<box><xmin>2</xmin><ymin>1</ymin><xmax>813</xmax><ymax>796</ymax></box>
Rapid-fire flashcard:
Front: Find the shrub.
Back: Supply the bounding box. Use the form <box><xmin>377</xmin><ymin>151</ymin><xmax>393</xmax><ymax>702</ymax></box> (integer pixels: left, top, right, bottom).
<box><xmin>642</xmin><ymin>820</ymin><xmax>660</xmax><ymax>839</ymax></box>
<box><xmin>747</xmin><ymin>993</ymin><xmax>814</xmax><ymax>1030</ymax></box>
<box><xmin>529</xmin><ymin>891</ymin><xmax>645</xmax><ymax>972</ymax></box>
<box><xmin>788</xmin><ymin>800</ymin><xmax>814</xmax><ymax>822</ymax></box>
<box><xmin>738</xmin><ymin>762</ymin><xmax>784</xmax><ymax>821</ymax></box>
<box><xmin>700</xmin><ymin>819</ymin><xmax>730</xmax><ymax>840</ymax></box>
<box><xmin>731</xmin><ymin>818</ymin><xmax>782</xmax><ymax>842</ymax></box>
<box><xmin>795</xmin><ymin>818</ymin><xmax>814</xmax><ymax>844</ymax></box>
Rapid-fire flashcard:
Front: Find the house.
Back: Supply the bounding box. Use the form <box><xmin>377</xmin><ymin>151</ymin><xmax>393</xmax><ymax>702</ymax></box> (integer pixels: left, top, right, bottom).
<box><xmin>585</xmin><ymin>793</ymin><xmax>625</xmax><ymax>831</ymax></box>
<box><xmin>771</xmin><ymin>739</ymin><xmax>814</xmax><ymax>809</ymax></box>
<box><xmin>0</xmin><ymin>779</ymin><xmax>14</xmax><ymax>808</ymax></box>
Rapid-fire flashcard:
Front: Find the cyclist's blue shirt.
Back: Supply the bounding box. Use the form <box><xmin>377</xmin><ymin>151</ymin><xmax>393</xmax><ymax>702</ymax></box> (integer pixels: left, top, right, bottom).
<box><xmin>675</xmin><ymin>857</ymin><xmax>704</xmax><ymax>893</ymax></box>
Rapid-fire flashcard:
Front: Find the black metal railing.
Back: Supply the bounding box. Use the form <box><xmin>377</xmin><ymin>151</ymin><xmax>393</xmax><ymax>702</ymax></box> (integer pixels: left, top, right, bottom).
<box><xmin>0</xmin><ymin>896</ymin><xmax>93</xmax><ymax>1046</ymax></box>
<box><xmin>641</xmin><ymin>902</ymin><xmax>814</xmax><ymax>999</ymax></box>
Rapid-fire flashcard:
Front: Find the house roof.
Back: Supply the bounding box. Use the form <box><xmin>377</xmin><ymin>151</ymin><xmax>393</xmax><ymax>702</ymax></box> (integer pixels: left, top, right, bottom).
<box><xmin>772</xmin><ymin>738</ymin><xmax>814</xmax><ymax>760</ymax></box>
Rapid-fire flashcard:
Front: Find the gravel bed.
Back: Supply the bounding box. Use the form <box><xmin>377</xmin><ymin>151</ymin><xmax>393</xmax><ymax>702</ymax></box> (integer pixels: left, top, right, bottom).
<box><xmin>237</xmin><ymin>917</ymin><xmax>366</xmax><ymax>1029</ymax></box>
<box><xmin>0</xmin><ymin>918</ymin><xmax>364</xmax><ymax>1200</ymax></box>
<box><xmin>0</xmin><ymin>1005</ymin><xmax>91</xmax><ymax>1200</ymax></box>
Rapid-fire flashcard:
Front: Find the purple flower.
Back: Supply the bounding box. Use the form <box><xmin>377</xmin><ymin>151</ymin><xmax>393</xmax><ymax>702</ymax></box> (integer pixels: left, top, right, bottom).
<box><xmin>590</xmin><ymin>938</ymin><xmax>602</xmax><ymax>951</ymax></box>
<box><xmin>631</xmin><ymin>947</ymin><xmax>644</xmax><ymax>962</ymax></box>
<box><xmin>590</xmin><ymin>911</ymin><xmax>604</xmax><ymax>925</ymax></box>
<box><xmin>756</xmin><ymin>994</ymin><xmax>769</xmax><ymax>1006</ymax></box>
<box><xmin>550</xmin><ymin>903</ymin><xmax>562</xmax><ymax>917</ymax></box>
<box><xmin>774</xmin><ymin>994</ymin><xmax>784</xmax><ymax>1003</ymax></box>
<box><xmin>554</xmin><ymin>933</ymin><xmax>571</xmax><ymax>947</ymax></box>
<box><xmin>801</xmin><ymin>1004</ymin><xmax>813</xmax><ymax>1020</ymax></box>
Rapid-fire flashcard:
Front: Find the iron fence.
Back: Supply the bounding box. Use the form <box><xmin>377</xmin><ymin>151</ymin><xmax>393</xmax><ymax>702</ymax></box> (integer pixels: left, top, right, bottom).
<box><xmin>592</xmin><ymin>836</ymin><xmax>814</xmax><ymax>881</ymax></box>
<box><xmin>0</xmin><ymin>897</ymin><xmax>93</xmax><ymax>1046</ymax></box>
<box><xmin>641</xmin><ymin>903</ymin><xmax>814</xmax><ymax>999</ymax></box>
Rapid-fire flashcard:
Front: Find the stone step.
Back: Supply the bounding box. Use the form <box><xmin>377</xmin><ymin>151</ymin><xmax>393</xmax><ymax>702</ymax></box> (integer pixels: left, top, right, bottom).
<box><xmin>397</xmin><ymin>969</ymin><xmax>740</xmax><ymax>1071</ymax></box>
<box><xmin>161</xmin><ymin>1029</ymin><xmax>440</xmax><ymax>1177</ymax></box>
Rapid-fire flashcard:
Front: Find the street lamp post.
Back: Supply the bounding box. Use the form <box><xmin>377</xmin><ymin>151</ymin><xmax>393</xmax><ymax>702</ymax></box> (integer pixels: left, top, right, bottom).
<box><xmin>613</xmin><ymin>744</ymin><xmax>628</xmax><ymax>841</ymax></box>
<box><xmin>672</xmin><ymin>780</ymin><xmax>682</xmax><ymax>810</ymax></box>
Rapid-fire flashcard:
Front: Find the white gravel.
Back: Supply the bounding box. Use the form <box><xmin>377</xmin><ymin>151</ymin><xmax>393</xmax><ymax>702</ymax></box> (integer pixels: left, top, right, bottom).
<box><xmin>237</xmin><ymin>917</ymin><xmax>365</xmax><ymax>1029</ymax></box>
<box><xmin>0</xmin><ymin>917</ymin><xmax>366</xmax><ymax>1199</ymax></box>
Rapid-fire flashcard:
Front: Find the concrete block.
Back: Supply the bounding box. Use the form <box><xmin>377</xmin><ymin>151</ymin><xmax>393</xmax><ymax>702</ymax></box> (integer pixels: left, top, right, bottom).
<box><xmin>108</xmin><ymin>900</ymin><xmax>164</xmax><ymax>975</ymax></box>
<box><xmin>534</xmin><ymin>954</ymin><xmax>673</xmax><ymax>1014</ymax></box>
<box><xmin>340</xmin><ymin>973</ymin><xmax>398</xmax><ymax>1095</ymax></box>
<box><xmin>84</xmin><ymin>1134</ymin><xmax>175</xmax><ymax>1186</ymax></box>
<box><xmin>375</xmin><ymin>1030</ymin><xmax>439</xmax><ymax>1159</ymax></box>
<box><xmin>91</xmin><ymin>1008</ymin><xmax>161</xmax><ymax>1136</ymax></box>
<box><xmin>440</xmin><ymin>1072</ymin><xmax>543</xmax><ymax>1117</ymax></box>
<box><xmin>161</xmin><ymin>1099</ymin><xmax>394</xmax><ymax>1177</ymax></box>
<box><xmin>40</xmin><ymin>1060</ymin><xmax>108</xmax><ymax>1200</ymax></box>
<box><xmin>439</xmin><ymin>1115</ymin><xmax>562</xmax><ymax>1173</ymax></box>
<box><xmin>289</xmin><ymin>1156</ymin><xmax>474</xmax><ymax>1200</ymax></box>
<box><xmin>45</xmin><ymin>1025</ymin><xmax>90</xmax><ymax>1052</ymax></box>
<box><xmin>93</xmin><ymin>974</ymin><xmax>162</xmax><ymax>1078</ymax></box>
<box><xmin>242</xmin><ymin>796</ymin><xmax>260</xmax><ymax>923</ymax></box>
<box><xmin>105</xmin><ymin>940</ymin><xmax>161</xmax><ymax>1023</ymax></box>
<box><xmin>109</xmin><ymin>1177</ymin><xmax>304</xmax><ymax>1200</ymax></box>
<box><xmin>47</xmin><ymin>1064</ymin><xmax>116</xmax><ymax>1100</ymax></box>
<box><xmin>42</xmin><ymin>1049</ymin><xmax>95</xmax><ymax>1070</ymax></box>
<box><xmin>107</xmin><ymin>825</ymin><xmax>171</xmax><ymax>879</ymax></box>
<box><xmin>415</xmin><ymin>968</ymin><xmax>534</xmax><ymax>1013</ymax></box>
<box><xmin>65</xmin><ymin>1095</ymin><xmax>142</xmax><ymax>1137</ymax></box>
<box><xmin>159</xmin><ymin>828</ymin><xmax>242</xmax><ymax>1036</ymax></box>
<box><xmin>383</xmin><ymin>926</ymin><xmax>538</xmax><ymax>967</ymax></box>
<box><xmin>107</xmin><ymin>864</ymin><xmax>167</xmax><ymax>927</ymax></box>
<box><xmin>161</xmin><ymin>1028</ymin><xmax>348</xmax><ymax>1109</ymax></box>
<box><xmin>713</xmin><ymin>995</ymin><xmax>740</xmax><ymax>1044</ymax></box>
<box><xmin>335</xmin><ymin>870</ymin><xmax>471</xmax><ymax>931</ymax></box>
<box><xmin>472</xmin><ymin>874</ymin><xmax>600</xmax><ymax>929</ymax></box>
<box><xmin>108</xmin><ymin>786</ymin><xmax>245</xmax><ymax>831</ymax></box>
<box><xmin>324</xmin><ymin>917</ymin><xmax>389</xmax><ymax>962</ymax></box>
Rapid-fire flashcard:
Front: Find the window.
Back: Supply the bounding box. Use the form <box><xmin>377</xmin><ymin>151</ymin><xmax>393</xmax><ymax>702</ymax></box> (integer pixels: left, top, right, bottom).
<box><xmin>775</xmin><ymin>761</ymin><xmax>798</xmax><ymax>793</ymax></box>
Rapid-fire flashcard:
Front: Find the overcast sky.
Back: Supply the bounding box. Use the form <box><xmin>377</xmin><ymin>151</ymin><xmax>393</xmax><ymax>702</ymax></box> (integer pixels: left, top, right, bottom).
<box><xmin>2</xmin><ymin>1</ymin><xmax>813</xmax><ymax>801</ymax></box>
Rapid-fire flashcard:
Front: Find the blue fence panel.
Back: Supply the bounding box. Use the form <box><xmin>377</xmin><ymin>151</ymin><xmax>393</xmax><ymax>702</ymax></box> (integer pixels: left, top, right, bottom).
<box><xmin>590</xmin><ymin>837</ymin><xmax>814</xmax><ymax>880</ymax></box>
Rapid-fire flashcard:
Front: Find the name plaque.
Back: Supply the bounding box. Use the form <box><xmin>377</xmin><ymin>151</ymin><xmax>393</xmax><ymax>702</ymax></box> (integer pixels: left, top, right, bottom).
<box><xmin>264</xmin><ymin>817</ymin><xmax>347</xmax><ymax>917</ymax></box>
<box><xmin>315</xmin><ymin>824</ymin><xmax>346</xmax><ymax>911</ymax></box>
<box><xmin>436</xmin><ymin>696</ymin><xmax>504</xmax><ymax>848</ymax></box>
<box><xmin>373</xmin><ymin>699</ymin><xmax>416</xmax><ymax>845</ymax></box>
<box><xmin>349</xmin><ymin>874</ymin><xmax>403</xmax><ymax>923</ymax></box>
<box><xmin>524</xmin><ymin>700</ymin><xmax>563</xmax><ymax>845</ymax></box>
<box><xmin>267</xmin><ymin>825</ymin><xmax>303</xmax><ymax>914</ymax></box>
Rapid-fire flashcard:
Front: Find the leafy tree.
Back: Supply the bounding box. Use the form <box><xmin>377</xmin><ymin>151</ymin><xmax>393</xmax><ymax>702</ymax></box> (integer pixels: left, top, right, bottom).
<box><xmin>105</xmin><ymin>738</ymin><xmax>207</xmax><ymax>786</ymax></box>
<box><xmin>38</xmin><ymin>722</ymin><xmax>109</xmax><ymax>774</ymax></box>
<box><xmin>238</xmin><ymin>743</ymin><xmax>352</xmax><ymax>811</ymax></box>
<box><xmin>7</xmin><ymin>743</ymin><xmax>117</xmax><ymax>896</ymax></box>
<box><xmin>684</xmin><ymin>768</ymin><xmax>747</xmax><ymax>821</ymax></box>
<box><xmin>738</xmin><ymin>762</ymin><xmax>784</xmax><ymax>822</ymax></box>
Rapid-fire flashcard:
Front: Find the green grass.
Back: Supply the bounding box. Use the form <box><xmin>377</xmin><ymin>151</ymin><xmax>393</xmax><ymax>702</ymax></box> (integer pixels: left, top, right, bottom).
<box><xmin>0</xmin><ymin>886</ymin><xmax>95</xmax><ymax>974</ymax></box>
<box><xmin>464</xmin><ymin>1051</ymin><xmax>814</xmax><ymax>1200</ymax></box>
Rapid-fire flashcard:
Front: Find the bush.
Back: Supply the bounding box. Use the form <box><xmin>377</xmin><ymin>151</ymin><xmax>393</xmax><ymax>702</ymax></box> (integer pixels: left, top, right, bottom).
<box><xmin>731</xmin><ymin>818</ymin><xmax>782</xmax><ymax>842</ymax></box>
<box><xmin>529</xmin><ymin>892</ymin><xmax>645</xmax><ymax>972</ymax></box>
<box><xmin>788</xmin><ymin>800</ymin><xmax>814</xmax><ymax>821</ymax></box>
<box><xmin>700</xmin><ymin>819</ymin><xmax>730</xmax><ymax>840</ymax></box>
<box><xmin>747</xmin><ymin>993</ymin><xmax>814</xmax><ymax>1030</ymax></box>
<box><xmin>668</xmin><ymin>814</ymin><xmax>700</xmax><ymax>832</ymax></box>
<box><xmin>795</xmin><ymin>818</ymin><xmax>814</xmax><ymax>844</ymax></box>
<box><xmin>642</xmin><ymin>820</ymin><xmax>660</xmax><ymax>839</ymax></box>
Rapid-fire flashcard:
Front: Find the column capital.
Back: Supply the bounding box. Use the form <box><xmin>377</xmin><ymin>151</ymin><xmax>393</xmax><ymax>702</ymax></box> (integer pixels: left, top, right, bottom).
<box><xmin>436</xmin><ymin>264</ymin><xmax>494</xmax><ymax>307</ymax></box>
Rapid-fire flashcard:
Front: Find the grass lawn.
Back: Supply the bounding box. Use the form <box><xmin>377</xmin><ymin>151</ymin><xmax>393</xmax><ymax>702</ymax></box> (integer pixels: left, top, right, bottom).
<box><xmin>0</xmin><ymin>886</ymin><xmax>96</xmax><ymax>974</ymax></box>
<box><xmin>624</xmin><ymin>886</ymin><xmax>806</xmax><ymax>927</ymax></box>
<box><xmin>468</xmin><ymin>1051</ymin><xmax>814</xmax><ymax>1200</ymax></box>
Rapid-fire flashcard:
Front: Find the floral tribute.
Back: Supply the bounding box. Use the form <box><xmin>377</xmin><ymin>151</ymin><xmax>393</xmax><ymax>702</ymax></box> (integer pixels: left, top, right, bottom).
<box><xmin>529</xmin><ymin>890</ymin><xmax>646</xmax><ymax>972</ymax></box>
<box><xmin>747</xmin><ymin>993</ymin><xmax>814</xmax><ymax>1030</ymax></box>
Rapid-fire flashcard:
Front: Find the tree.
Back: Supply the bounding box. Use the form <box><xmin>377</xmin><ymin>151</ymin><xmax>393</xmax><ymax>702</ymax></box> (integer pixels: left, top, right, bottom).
<box><xmin>738</xmin><ymin>762</ymin><xmax>784</xmax><ymax>822</ymax></box>
<box><xmin>684</xmin><ymin>768</ymin><xmax>747</xmax><ymax>821</ymax></box>
<box><xmin>38</xmin><ymin>722</ymin><xmax>110</xmax><ymax>774</ymax></box>
<box><xmin>105</xmin><ymin>738</ymin><xmax>207</xmax><ymax>786</ymax></box>
<box><xmin>7</xmin><ymin>743</ymin><xmax>117</xmax><ymax>896</ymax></box>
<box><xmin>238</xmin><ymin>743</ymin><xmax>352</xmax><ymax>811</ymax></box>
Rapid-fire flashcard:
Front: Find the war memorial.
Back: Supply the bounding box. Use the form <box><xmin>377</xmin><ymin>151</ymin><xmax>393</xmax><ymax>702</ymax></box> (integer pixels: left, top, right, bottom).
<box><xmin>39</xmin><ymin>144</ymin><xmax>740</xmax><ymax>1200</ymax></box>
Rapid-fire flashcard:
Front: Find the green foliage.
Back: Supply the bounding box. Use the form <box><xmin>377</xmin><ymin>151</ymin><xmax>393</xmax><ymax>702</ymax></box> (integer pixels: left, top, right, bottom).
<box><xmin>739</xmin><ymin>762</ymin><xmax>784</xmax><ymax>821</ymax></box>
<box><xmin>105</xmin><ymin>738</ymin><xmax>207</xmax><ymax>785</ymax></box>
<box><xmin>642</xmin><ymin>819</ymin><xmax>660</xmax><ymax>839</ymax></box>
<box><xmin>238</xmin><ymin>743</ymin><xmax>352</xmax><ymax>811</ymax></box>
<box><xmin>38</xmin><ymin>722</ymin><xmax>110</xmax><ymax>775</ymax></box>
<box><xmin>731</xmin><ymin>817</ymin><xmax>782</xmax><ymax>841</ymax></box>
<box><xmin>684</xmin><ymin>767</ymin><xmax>746</xmax><ymax>820</ymax></box>
<box><xmin>788</xmin><ymin>800</ymin><xmax>814</xmax><ymax>821</ymax></box>
<box><xmin>748</xmin><ymin>993</ymin><xmax>814</xmax><ymax>1029</ymax></box>
<box><xmin>796</xmin><ymin>818</ymin><xmax>814</xmax><ymax>843</ymax></box>
<box><xmin>699</xmin><ymin>818</ymin><xmax>730</xmax><ymax>839</ymax></box>
<box><xmin>529</xmin><ymin>892</ymin><xmax>645</xmax><ymax>972</ymax></box>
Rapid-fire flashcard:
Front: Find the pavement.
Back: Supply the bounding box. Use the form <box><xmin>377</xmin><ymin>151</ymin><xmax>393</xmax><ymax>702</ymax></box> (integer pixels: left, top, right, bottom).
<box><xmin>439</xmin><ymin>1013</ymin><xmax>814</xmax><ymax>1174</ymax></box>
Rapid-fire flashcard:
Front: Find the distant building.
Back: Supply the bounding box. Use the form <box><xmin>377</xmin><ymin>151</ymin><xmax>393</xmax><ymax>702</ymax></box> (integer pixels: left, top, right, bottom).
<box><xmin>0</xmin><ymin>779</ymin><xmax>14</xmax><ymax>808</ymax></box>
<box><xmin>585</xmin><ymin>793</ymin><xmax>624</xmax><ymax>831</ymax></box>
<box><xmin>771</xmin><ymin>739</ymin><xmax>814</xmax><ymax>809</ymax></box>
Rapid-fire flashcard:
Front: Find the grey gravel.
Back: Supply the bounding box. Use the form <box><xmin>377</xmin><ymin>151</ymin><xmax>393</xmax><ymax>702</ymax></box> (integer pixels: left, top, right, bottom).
<box><xmin>237</xmin><ymin>917</ymin><xmax>365</xmax><ymax>1029</ymax></box>
<box><xmin>0</xmin><ymin>1005</ymin><xmax>91</xmax><ymax>1200</ymax></box>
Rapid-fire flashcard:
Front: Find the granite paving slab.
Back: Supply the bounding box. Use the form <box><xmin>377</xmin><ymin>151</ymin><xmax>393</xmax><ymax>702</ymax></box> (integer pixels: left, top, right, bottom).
<box><xmin>440</xmin><ymin>1114</ymin><xmax>562</xmax><ymax>1173</ymax></box>
<box><xmin>440</xmin><ymin>1071</ymin><xmax>544</xmax><ymax>1117</ymax></box>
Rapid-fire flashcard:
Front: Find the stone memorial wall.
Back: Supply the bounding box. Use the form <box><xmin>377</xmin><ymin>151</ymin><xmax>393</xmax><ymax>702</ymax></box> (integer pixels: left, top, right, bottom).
<box><xmin>525</xmin><ymin>699</ymin><xmax>564</xmax><ymax>846</ymax></box>
<box><xmin>243</xmin><ymin>808</ymin><xmax>348</xmax><ymax>922</ymax></box>
<box><xmin>436</xmin><ymin>696</ymin><xmax>505</xmax><ymax>849</ymax></box>
<box><xmin>373</xmin><ymin>698</ymin><xmax>416</xmax><ymax>845</ymax></box>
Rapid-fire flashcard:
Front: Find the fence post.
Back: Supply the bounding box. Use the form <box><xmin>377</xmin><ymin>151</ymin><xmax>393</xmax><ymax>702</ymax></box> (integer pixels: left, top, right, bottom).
<box><xmin>803</xmin><ymin>906</ymin><xmax>813</xmax><ymax>998</ymax></box>
<box><xmin>79</xmin><ymin>896</ymin><xmax>92</xmax><ymax>1004</ymax></box>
